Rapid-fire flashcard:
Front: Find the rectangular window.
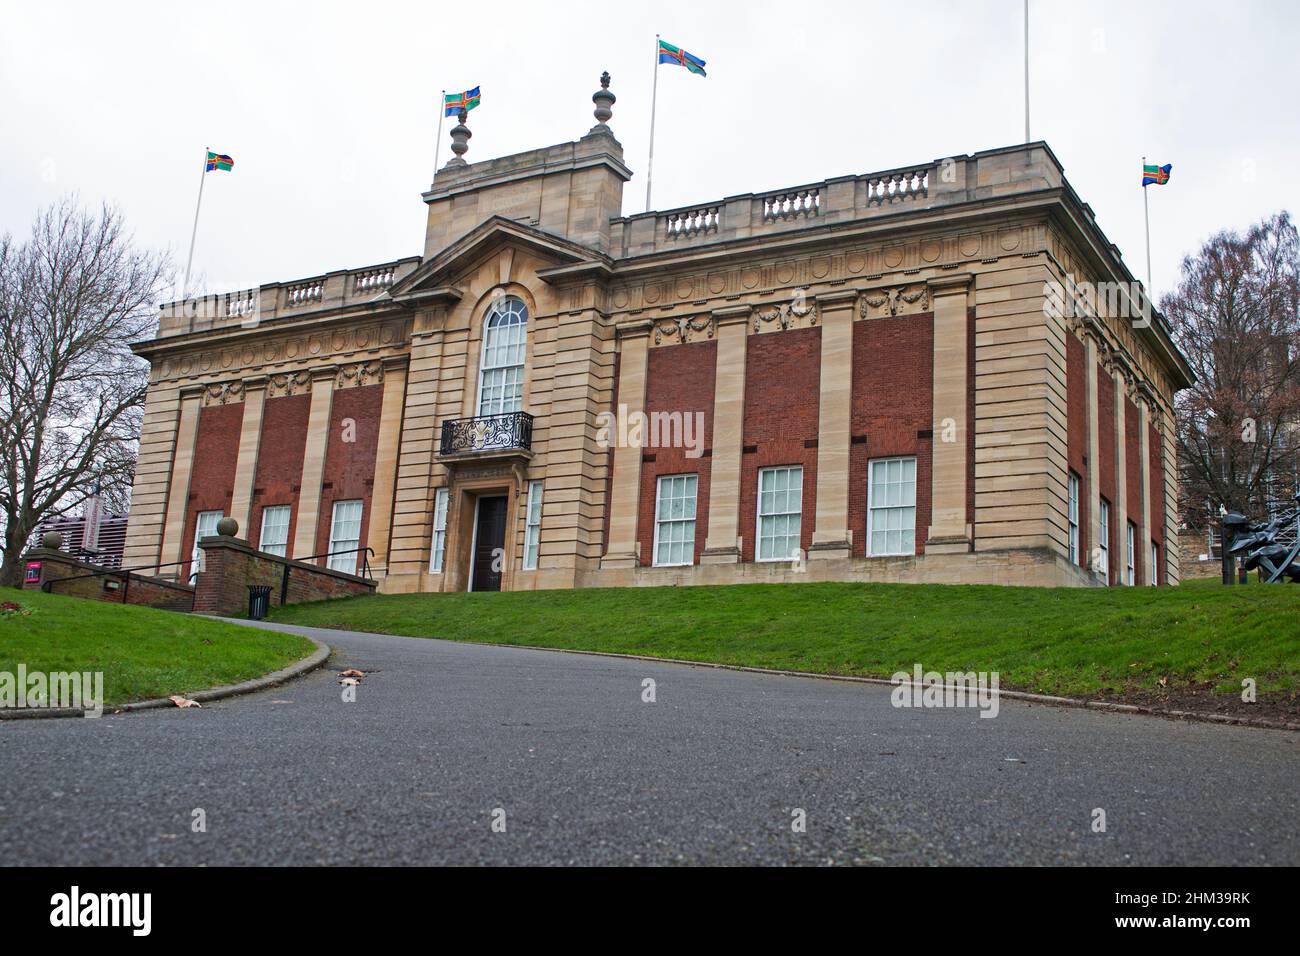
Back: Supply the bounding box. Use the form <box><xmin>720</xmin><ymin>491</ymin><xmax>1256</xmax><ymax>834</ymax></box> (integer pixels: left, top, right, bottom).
<box><xmin>429</xmin><ymin>488</ymin><xmax>449</xmax><ymax>573</ymax></box>
<box><xmin>259</xmin><ymin>505</ymin><xmax>291</xmax><ymax>557</ymax></box>
<box><xmin>654</xmin><ymin>474</ymin><xmax>698</xmax><ymax>567</ymax></box>
<box><xmin>1150</xmin><ymin>541</ymin><xmax>1159</xmax><ymax>587</ymax></box>
<box><xmin>1098</xmin><ymin>498</ymin><xmax>1111</xmax><ymax>585</ymax></box>
<box><xmin>868</xmin><ymin>457</ymin><xmax>917</xmax><ymax>556</ymax></box>
<box><xmin>191</xmin><ymin>510</ymin><xmax>223</xmax><ymax>584</ymax></box>
<box><xmin>757</xmin><ymin>465</ymin><xmax>803</xmax><ymax>562</ymax></box>
<box><xmin>1126</xmin><ymin>521</ymin><xmax>1137</xmax><ymax>586</ymax></box>
<box><xmin>327</xmin><ymin>500</ymin><xmax>364</xmax><ymax>573</ymax></box>
<box><xmin>1067</xmin><ymin>472</ymin><xmax>1080</xmax><ymax>565</ymax></box>
<box><xmin>523</xmin><ymin>480</ymin><xmax>543</xmax><ymax>570</ymax></box>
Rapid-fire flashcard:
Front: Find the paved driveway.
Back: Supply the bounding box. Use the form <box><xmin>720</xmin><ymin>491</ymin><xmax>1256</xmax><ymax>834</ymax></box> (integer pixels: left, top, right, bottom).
<box><xmin>2</xmin><ymin>621</ymin><xmax>1296</xmax><ymax>865</ymax></box>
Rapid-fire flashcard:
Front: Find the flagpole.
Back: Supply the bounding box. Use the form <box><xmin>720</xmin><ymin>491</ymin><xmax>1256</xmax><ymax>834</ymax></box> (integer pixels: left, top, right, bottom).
<box><xmin>433</xmin><ymin>90</ymin><xmax>446</xmax><ymax>180</ymax></box>
<box><xmin>183</xmin><ymin>146</ymin><xmax>208</xmax><ymax>300</ymax></box>
<box><xmin>1142</xmin><ymin>154</ymin><xmax>1154</xmax><ymax>295</ymax></box>
<box><xmin>645</xmin><ymin>33</ymin><xmax>661</xmax><ymax>212</ymax></box>
<box><xmin>1023</xmin><ymin>0</ymin><xmax>1031</xmax><ymax>142</ymax></box>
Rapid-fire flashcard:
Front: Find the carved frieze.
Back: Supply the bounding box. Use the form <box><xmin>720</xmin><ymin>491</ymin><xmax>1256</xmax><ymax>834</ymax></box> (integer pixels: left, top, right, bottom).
<box><xmin>336</xmin><ymin>360</ymin><xmax>385</xmax><ymax>389</ymax></box>
<box><xmin>266</xmin><ymin>371</ymin><xmax>312</xmax><ymax>398</ymax></box>
<box><xmin>753</xmin><ymin>299</ymin><xmax>819</xmax><ymax>333</ymax></box>
<box><xmin>860</xmin><ymin>284</ymin><xmax>930</xmax><ymax>318</ymax></box>
<box><xmin>201</xmin><ymin>381</ymin><xmax>245</xmax><ymax>406</ymax></box>
<box><xmin>653</xmin><ymin>315</ymin><xmax>714</xmax><ymax>346</ymax></box>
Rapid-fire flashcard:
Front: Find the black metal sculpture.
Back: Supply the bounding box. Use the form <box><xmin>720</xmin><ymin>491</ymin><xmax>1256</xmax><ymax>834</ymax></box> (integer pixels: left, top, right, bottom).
<box><xmin>1223</xmin><ymin>493</ymin><xmax>1300</xmax><ymax>583</ymax></box>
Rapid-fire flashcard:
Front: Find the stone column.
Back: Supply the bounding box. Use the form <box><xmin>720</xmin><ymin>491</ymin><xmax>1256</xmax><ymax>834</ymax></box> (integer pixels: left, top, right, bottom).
<box><xmin>701</xmin><ymin>306</ymin><xmax>750</xmax><ymax>563</ymax></box>
<box><xmin>158</xmin><ymin>387</ymin><xmax>203</xmax><ymax>571</ymax></box>
<box><xmin>1084</xmin><ymin>332</ymin><xmax>1102</xmax><ymax>575</ymax></box>
<box><xmin>366</xmin><ymin>358</ymin><xmax>409</xmax><ymax>575</ymax></box>
<box><xmin>808</xmin><ymin>290</ymin><xmax>857</xmax><ymax>559</ymax></box>
<box><xmin>926</xmin><ymin>274</ymin><xmax>973</xmax><ymax>552</ymax></box>
<box><xmin>228</xmin><ymin>377</ymin><xmax>266</xmax><ymax>537</ymax></box>
<box><xmin>1112</xmin><ymin>366</ymin><xmax>1128</xmax><ymax>583</ymax></box>
<box><xmin>1137</xmin><ymin>392</ymin><xmax>1152</xmax><ymax>585</ymax></box>
<box><xmin>291</xmin><ymin>367</ymin><xmax>337</xmax><ymax>561</ymax></box>
<box><xmin>600</xmin><ymin>321</ymin><xmax>651</xmax><ymax>569</ymax></box>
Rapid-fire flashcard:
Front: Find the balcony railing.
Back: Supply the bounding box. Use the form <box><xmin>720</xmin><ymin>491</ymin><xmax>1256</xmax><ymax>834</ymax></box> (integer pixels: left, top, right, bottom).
<box><xmin>440</xmin><ymin>411</ymin><xmax>534</xmax><ymax>457</ymax></box>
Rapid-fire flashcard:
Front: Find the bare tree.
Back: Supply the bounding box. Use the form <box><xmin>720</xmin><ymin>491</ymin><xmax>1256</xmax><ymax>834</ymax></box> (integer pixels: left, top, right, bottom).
<box><xmin>0</xmin><ymin>197</ymin><xmax>171</xmax><ymax>587</ymax></box>
<box><xmin>1165</xmin><ymin>211</ymin><xmax>1300</xmax><ymax>528</ymax></box>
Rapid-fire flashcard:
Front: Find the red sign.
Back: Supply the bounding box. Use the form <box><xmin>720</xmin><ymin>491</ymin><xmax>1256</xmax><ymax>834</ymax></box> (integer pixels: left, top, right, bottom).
<box><xmin>24</xmin><ymin>561</ymin><xmax>41</xmax><ymax>584</ymax></box>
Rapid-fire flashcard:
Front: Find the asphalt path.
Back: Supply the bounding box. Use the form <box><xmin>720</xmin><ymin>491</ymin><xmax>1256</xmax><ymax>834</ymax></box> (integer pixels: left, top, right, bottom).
<box><xmin>2</xmin><ymin>620</ymin><xmax>1296</xmax><ymax>865</ymax></box>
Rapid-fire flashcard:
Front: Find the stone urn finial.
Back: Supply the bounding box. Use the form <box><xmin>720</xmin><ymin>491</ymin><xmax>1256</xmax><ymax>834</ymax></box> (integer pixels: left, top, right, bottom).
<box><xmin>590</xmin><ymin>71</ymin><xmax>615</xmax><ymax>134</ymax></box>
<box><xmin>445</xmin><ymin>108</ymin><xmax>472</xmax><ymax>168</ymax></box>
<box><xmin>41</xmin><ymin>531</ymin><xmax>63</xmax><ymax>551</ymax></box>
<box><xmin>216</xmin><ymin>517</ymin><xmax>239</xmax><ymax>538</ymax></box>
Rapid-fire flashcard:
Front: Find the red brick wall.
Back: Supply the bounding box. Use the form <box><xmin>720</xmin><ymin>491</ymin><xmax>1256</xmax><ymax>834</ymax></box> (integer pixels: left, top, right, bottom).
<box><xmin>1066</xmin><ymin>334</ymin><xmax>1089</xmax><ymax>564</ymax></box>
<box><xmin>1125</xmin><ymin>396</ymin><xmax>1142</xmax><ymax>585</ymax></box>
<box><xmin>1149</xmin><ymin>421</ymin><xmax>1165</xmax><ymax>585</ymax></box>
<box><xmin>313</xmin><ymin>384</ymin><xmax>383</xmax><ymax>572</ymax></box>
<box><xmin>1097</xmin><ymin>367</ymin><xmax>1118</xmax><ymax>584</ymax></box>
<box><xmin>182</xmin><ymin>402</ymin><xmax>243</xmax><ymax>576</ymax></box>
<box><xmin>248</xmin><ymin>393</ymin><xmax>311</xmax><ymax>555</ymax></box>
<box><xmin>637</xmin><ymin>340</ymin><xmax>716</xmax><ymax>566</ymax></box>
<box><xmin>191</xmin><ymin>539</ymin><xmax>375</xmax><ymax>615</ymax></box>
<box><xmin>848</xmin><ymin>313</ymin><xmax>933</xmax><ymax>557</ymax></box>
<box><xmin>739</xmin><ymin>327</ymin><xmax>821</xmax><ymax>562</ymax></box>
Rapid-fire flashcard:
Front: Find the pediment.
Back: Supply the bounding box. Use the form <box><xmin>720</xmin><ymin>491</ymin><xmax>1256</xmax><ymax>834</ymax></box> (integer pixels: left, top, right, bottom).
<box><xmin>388</xmin><ymin>216</ymin><xmax>611</xmax><ymax>303</ymax></box>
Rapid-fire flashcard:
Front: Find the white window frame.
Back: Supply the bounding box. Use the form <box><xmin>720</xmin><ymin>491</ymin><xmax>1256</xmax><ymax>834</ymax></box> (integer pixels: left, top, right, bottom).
<box><xmin>523</xmin><ymin>480</ymin><xmax>543</xmax><ymax>571</ymax></box>
<box><xmin>191</xmin><ymin>510</ymin><xmax>223</xmax><ymax>584</ymax></box>
<box><xmin>428</xmin><ymin>488</ymin><xmax>449</xmax><ymax>573</ymax></box>
<box><xmin>652</xmin><ymin>474</ymin><xmax>698</xmax><ymax>567</ymax></box>
<box><xmin>1150</xmin><ymin>541</ymin><xmax>1159</xmax><ymax>587</ymax></box>
<box><xmin>259</xmin><ymin>505</ymin><xmax>291</xmax><ymax>557</ymax></box>
<box><xmin>327</xmin><ymin>500</ymin><xmax>364</xmax><ymax>574</ymax></box>
<box><xmin>476</xmin><ymin>296</ymin><xmax>528</xmax><ymax>417</ymax></box>
<box><xmin>1067</xmin><ymin>472</ymin><xmax>1080</xmax><ymax>565</ymax></box>
<box><xmin>867</xmin><ymin>456</ymin><xmax>918</xmax><ymax>557</ymax></box>
<box><xmin>1126</xmin><ymin>521</ymin><xmax>1136</xmax><ymax>586</ymax></box>
<box><xmin>756</xmin><ymin>465</ymin><xmax>803</xmax><ymax>562</ymax></box>
<box><xmin>1098</xmin><ymin>498</ymin><xmax>1111</xmax><ymax>585</ymax></box>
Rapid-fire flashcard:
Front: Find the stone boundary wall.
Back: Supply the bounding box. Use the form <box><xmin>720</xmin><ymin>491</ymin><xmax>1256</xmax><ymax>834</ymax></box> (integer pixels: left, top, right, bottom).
<box><xmin>20</xmin><ymin>548</ymin><xmax>195</xmax><ymax>612</ymax></box>
<box><xmin>192</xmin><ymin>534</ymin><xmax>377</xmax><ymax>615</ymax></box>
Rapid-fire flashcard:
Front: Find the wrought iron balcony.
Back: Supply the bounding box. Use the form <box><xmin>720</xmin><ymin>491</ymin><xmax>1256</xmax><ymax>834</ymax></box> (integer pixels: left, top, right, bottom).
<box><xmin>439</xmin><ymin>411</ymin><xmax>534</xmax><ymax>457</ymax></box>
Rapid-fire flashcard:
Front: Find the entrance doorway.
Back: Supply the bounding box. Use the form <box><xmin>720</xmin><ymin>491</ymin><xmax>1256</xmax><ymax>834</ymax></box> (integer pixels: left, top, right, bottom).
<box><xmin>469</xmin><ymin>495</ymin><xmax>508</xmax><ymax>592</ymax></box>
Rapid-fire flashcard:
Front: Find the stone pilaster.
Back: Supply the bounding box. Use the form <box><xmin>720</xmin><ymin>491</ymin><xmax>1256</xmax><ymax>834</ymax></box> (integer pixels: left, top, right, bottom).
<box><xmin>158</xmin><ymin>387</ymin><xmax>203</xmax><ymax>571</ymax></box>
<box><xmin>1084</xmin><ymin>332</ymin><xmax>1102</xmax><ymax>577</ymax></box>
<box><xmin>927</xmin><ymin>274</ymin><xmax>973</xmax><ymax>553</ymax></box>
<box><xmin>367</xmin><ymin>357</ymin><xmax>409</xmax><ymax>576</ymax></box>
<box><xmin>1112</xmin><ymin>367</ymin><xmax>1128</xmax><ymax>583</ymax></box>
<box><xmin>701</xmin><ymin>306</ymin><xmax>750</xmax><ymax>563</ymax></box>
<box><xmin>808</xmin><ymin>290</ymin><xmax>857</xmax><ymax>559</ymax></box>
<box><xmin>228</xmin><ymin>377</ymin><xmax>267</xmax><ymax>535</ymax></box>
<box><xmin>600</xmin><ymin>321</ymin><xmax>651</xmax><ymax>569</ymax></box>
<box><xmin>290</xmin><ymin>367</ymin><xmax>337</xmax><ymax>561</ymax></box>
<box><xmin>1137</xmin><ymin>392</ymin><xmax>1152</xmax><ymax>585</ymax></box>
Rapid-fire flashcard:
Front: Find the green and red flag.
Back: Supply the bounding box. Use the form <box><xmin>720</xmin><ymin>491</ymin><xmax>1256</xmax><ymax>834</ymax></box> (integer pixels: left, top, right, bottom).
<box><xmin>657</xmin><ymin>39</ymin><xmax>706</xmax><ymax>77</ymax></box>
<box><xmin>205</xmin><ymin>151</ymin><xmax>234</xmax><ymax>172</ymax></box>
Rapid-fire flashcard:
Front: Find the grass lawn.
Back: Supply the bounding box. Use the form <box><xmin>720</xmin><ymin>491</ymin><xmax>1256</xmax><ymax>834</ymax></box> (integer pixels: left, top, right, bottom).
<box><xmin>1</xmin><ymin>590</ymin><xmax>316</xmax><ymax>707</ymax></box>
<box><xmin>269</xmin><ymin>577</ymin><xmax>1300</xmax><ymax>706</ymax></box>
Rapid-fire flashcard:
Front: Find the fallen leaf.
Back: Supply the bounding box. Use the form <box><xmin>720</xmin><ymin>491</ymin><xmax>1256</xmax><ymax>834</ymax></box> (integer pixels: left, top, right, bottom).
<box><xmin>338</xmin><ymin>677</ymin><xmax>360</xmax><ymax>686</ymax></box>
<box><xmin>1158</xmin><ymin>676</ymin><xmax>1169</xmax><ymax>687</ymax></box>
<box><xmin>168</xmin><ymin>695</ymin><xmax>202</xmax><ymax>709</ymax></box>
<box><xmin>338</xmin><ymin>669</ymin><xmax>365</xmax><ymax>679</ymax></box>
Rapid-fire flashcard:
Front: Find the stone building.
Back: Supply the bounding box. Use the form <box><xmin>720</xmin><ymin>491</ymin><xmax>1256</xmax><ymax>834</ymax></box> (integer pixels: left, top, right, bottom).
<box><xmin>123</xmin><ymin>75</ymin><xmax>1193</xmax><ymax>592</ymax></box>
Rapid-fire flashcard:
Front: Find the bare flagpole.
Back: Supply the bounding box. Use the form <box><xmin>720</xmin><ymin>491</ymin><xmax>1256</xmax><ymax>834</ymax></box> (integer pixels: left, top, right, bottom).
<box><xmin>183</xmin><ymin>146</ymin><xmax>208</xmax><ymax>300</ymax></box>
<box><xmin>645</xmin><ymin>33</ymin><xmax>661</xmax><ymax>211</ymax></box>
<box><xmin>1024</xmin><ymin>0</ymin><xmax>1031</xmax><ymax>142</ymax></box>
<box><xmin>433</xmin><ymin>90</ymin><xmax>447</xmax><ymax>179</ymax></box>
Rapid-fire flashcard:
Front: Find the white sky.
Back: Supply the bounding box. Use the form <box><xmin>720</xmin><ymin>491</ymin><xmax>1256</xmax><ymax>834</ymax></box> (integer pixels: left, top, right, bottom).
<box><xmin>2</xmin><ymin>0</ymin><xmax>1296</xmax><ymax>301</ymax></box>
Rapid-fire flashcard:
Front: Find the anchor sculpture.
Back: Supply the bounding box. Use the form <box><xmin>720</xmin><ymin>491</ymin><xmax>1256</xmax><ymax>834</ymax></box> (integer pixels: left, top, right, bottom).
<box><xmin>1223</xmin><ymin>491</ymin><xmax>1300</xmax><ymax>583</ymax></box>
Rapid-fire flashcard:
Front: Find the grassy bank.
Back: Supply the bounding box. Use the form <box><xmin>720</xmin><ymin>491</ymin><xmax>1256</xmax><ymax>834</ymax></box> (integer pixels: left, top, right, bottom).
<box><xmin>1</xmin><ymin>590</ymin><xmax>315</xmax><ymax>706</ymax></box>
<box><xmin>269</xmin><ymin>578</ymin><xmax>1300</xmax><ymax>704</ymax></box>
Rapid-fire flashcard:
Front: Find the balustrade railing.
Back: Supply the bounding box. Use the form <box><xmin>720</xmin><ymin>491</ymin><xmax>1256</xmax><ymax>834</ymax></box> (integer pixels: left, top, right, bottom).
<box><xmin>439</xmin><ymin>411</ymin><xmax>534</xmax><ymax>456</ymax></box>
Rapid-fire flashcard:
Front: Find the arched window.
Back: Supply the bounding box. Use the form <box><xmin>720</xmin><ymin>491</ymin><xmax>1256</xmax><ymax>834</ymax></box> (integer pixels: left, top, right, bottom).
<box><xmin>477</xmin><ymin>296</ymin><xmax>528</xmax><ymax>416</ymax></box>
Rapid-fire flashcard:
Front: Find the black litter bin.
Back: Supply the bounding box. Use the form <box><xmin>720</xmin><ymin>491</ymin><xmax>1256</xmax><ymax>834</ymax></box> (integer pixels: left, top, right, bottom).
<box><xmin>248</xmin><ymin>585</ymin><xmax>273</xmax><ymax>620</ymax></box>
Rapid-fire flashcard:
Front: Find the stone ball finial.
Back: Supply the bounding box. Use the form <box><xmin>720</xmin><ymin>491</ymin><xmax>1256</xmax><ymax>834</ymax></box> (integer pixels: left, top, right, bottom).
<box><xmin>444</xmin><ymin>108</ymin><xmax>472</xmax><ymax>168</ymax></box>
<box><xmin>216</xmin><ymin>517</ymin><xmax>239</xmax><ymax>537</ymax></box>
<box><xmin>591</xmin><ymin>71</ymin><xmax>615</xmax><ymax>131</ymax></box>
<box><xmin>42</xmin><ymin>531</ymin><xmax>63</xmax><ymax>551</ymax></box>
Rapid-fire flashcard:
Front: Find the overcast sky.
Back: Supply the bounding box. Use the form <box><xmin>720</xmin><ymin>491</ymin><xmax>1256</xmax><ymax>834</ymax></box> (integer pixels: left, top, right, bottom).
<box><xmin>2</xmin><ymin>0</ymin><xmax>1296</xmax><ymax>302</ymax></box>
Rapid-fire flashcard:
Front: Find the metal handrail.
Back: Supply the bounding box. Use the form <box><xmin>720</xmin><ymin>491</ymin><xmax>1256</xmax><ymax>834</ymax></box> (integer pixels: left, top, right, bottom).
<box><xmin>279</xmin><ymin>546</ymin><xmax>375</xmax><ymax>606</ymax></box>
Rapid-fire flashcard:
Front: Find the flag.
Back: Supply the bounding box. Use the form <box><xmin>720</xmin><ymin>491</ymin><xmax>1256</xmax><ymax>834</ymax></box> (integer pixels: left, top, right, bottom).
<box><xmin>205</xmin><ymin>151</ymin><xmax>234</xmax><ymax>172</ymax></box>
<box><xmin>658</xmin><ymin>39</ymin><xmax>706</xmax><ymax>77</ymax></box>
<box><xmin>1142</xmin><ymin>163</ymin><xmax>1171</xmax><ymax>187</ymax></box>
<box><xmin>444</xmin><ymin>87</ymin><xmax>482</xmax><ymax>117</ymax></box>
